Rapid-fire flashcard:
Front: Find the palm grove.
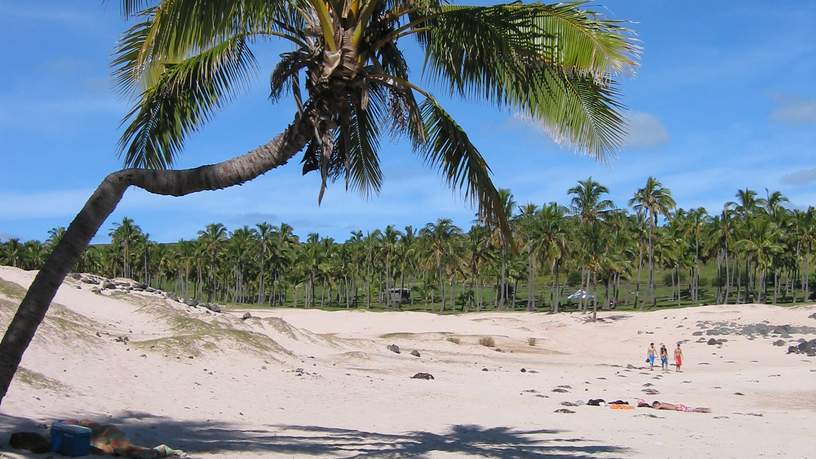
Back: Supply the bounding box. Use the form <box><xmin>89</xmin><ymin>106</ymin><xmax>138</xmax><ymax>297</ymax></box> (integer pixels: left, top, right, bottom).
<box><xmin>5</xmin><ymin>181</ymin><xmax>814</xmax><ymax>313</ymax></box>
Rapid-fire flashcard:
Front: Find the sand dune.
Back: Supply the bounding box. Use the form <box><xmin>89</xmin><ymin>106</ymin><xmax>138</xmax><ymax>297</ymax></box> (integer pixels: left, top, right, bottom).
<box><xmin>1</xmin><ymin>265</ymin><xmax>814</xmax><ymax>458</ymax></box>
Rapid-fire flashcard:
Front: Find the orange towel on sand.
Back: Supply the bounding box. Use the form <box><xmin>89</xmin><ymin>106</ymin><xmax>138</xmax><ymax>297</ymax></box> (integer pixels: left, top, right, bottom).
<box><xmin>610</xmin><ymin>404</ymin><xmax>634</xmax><ymax>410</ymax></box>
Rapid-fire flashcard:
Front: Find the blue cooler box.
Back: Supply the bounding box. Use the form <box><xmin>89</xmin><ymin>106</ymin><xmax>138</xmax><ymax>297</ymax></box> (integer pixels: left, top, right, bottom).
<box><xmin>50</xmin><ymin>422</ymin><xmax>91</xmax><ymax>457</ymax></box>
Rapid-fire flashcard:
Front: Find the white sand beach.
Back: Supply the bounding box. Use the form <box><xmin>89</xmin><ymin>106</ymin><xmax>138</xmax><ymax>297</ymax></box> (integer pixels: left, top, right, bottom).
<box><xmin>1</xmin><ymin>265</ymin><xmax>814</xmax><ymax>458</ymax></box>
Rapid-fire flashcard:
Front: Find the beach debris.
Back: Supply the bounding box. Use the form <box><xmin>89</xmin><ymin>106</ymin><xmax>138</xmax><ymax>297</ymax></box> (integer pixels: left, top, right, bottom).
<box><xmin>635</xmin><ymin>413</ymin><xmax>664</xmax><ymax>419</ymax></box>
<box><xmin>520</xmin><ymin>368</ymin><xmax>526</xmax><ymax>373</ymax></box>
<box><xmin>734</xmin><ymin>392</ymin><xmax>744</xmax><ymax>396</ymax></box>
<box><xmin>410</xmin><ymin>350</ymin><xmax>421</xmax><ymax>357</ymax></box>
<box><xmin>9</xmin><ymin>432</ymin><xmax>51</xmax><ymax>454</ymax></box>
<box><xmin>552</xmin><ymin>388</ymin><xmax>569</xmax><ymax>393</ymax></box>
<box><xmin>554</xmin><ymin>408</ymin><xmax>575</xmax><ymax>414</ymax></box>
<box><xmin>481</xmin><ymin>368</ymin><xmax>488</xmax><ymax>372</ymax></box>
<box><xmin>642</xmin><ymin>388</ymin><xmax>659</xmax><ymax>395</ymax></box>
<box><xmin>387</xmin><ymin>344</ymin><xmax>401</xmax><ymax>354</ymax></box>
<box><xmin>561</xmin><ymin>401</ymin><xmax>579</xmax><ymax>407</ymax></box>
<box><xmin>411</xmin><ymin>372</ymin><xmax>434</xmax><ymax>380</ymax></box>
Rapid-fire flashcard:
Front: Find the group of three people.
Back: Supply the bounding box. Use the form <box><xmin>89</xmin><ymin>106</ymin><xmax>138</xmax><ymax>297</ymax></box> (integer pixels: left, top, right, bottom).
<box><xmin>647</xmin><ymin>342</ymin><xmax>682</xmax><ymax>371</ymax></box>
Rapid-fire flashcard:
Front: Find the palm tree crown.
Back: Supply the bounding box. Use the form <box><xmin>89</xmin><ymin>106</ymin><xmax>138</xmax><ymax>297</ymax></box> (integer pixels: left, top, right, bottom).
<box><xmin>116</xmin><ymin>0</ymin><xmax>638</xmax><ymax>230</ymax></box>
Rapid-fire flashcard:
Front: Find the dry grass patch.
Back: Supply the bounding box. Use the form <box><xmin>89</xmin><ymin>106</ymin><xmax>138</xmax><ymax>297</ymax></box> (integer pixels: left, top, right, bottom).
<box><xmin>446</xmin><ymin>336</ymin><xmax>461</xmax><ymax>345</ymax></box>
<box><xmin>15</xmin><ymin>367</ymin><xmax>69</xmax><ymax>392</ymax></box>
<box><xmin>0</xmin><ymin>278</ymin><xmax>27</xmax><ymax>299</ymax></box>
<box><xmin>478</xmin><ymin>336</ymin><xmax>496</xmax><ymax>347</ymax></box>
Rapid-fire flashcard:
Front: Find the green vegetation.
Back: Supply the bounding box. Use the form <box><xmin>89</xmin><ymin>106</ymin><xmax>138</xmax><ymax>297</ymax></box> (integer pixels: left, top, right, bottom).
<box><xmin>3</xmin><ymin>183</ymin><xmax>813</xmax><ymax>313</ymax></box>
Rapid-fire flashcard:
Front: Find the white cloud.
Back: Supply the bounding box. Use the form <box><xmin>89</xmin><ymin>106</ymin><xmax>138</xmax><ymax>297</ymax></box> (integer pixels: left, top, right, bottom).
<box><xmin>770</xmin><ymin>97</ymin><xmax>816</xmax><ymax>125</ymax></box>
<box><xmin>780</xmin><ymin>168</ymin><xmax>816</xmax><ymax>185</ymax></box>
<box><xmin>622</xmin><ymin>112</ymin><xmax>670</xmax><ymax>149</ymax></box>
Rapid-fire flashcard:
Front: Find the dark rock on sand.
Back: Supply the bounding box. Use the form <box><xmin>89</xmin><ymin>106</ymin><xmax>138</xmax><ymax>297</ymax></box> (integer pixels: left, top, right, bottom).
<box><xmin>808</xmin><ymin>313</ymin><xmax>816</xmax><ymax>320</ymax></box>
<box><xmin>241</xmin><ymin>312</ymin><xmax>252</xmax><ymax>320</ymax></box>
<box><xmin>552</xmin><ymin>388</ymin><xmax>569</xmax><ymax>393</ymax></box>
<box><xmin>9</xmin><ymin>432</ymin><xmax>50</xmax><ymax>454</ymax></box>
<box><xmin>481</xmin><ymin>368</ymin><xmax>488</xmax><ymax>372</ymax></box>
<box><xmin>520</xmin><ymin>368</ymin><xmax>527</xmax><ymax>373</ymax></box>
<box><xmin>184</xmin><ymin>298</ymin><xmax>199</xmax><ymax>307</ymax></box>
<box><xmin>787</xmin><ymin>339</ymin><xmax>816</xmax><ymax>356</ymax></box>
<box><xmin>554</xmin><ymin>408</ymin><xmax>575</xmax><ymax>414</ymax></box>
<box><xmin>410</xmin><ymin>350</ymin><xmax>421</xmax><ymax>357</ymax></box>
<box><xmin>387</xmin><ymin>344</ymin><xmax>401</xmax><ymax>354</ymax></box>
<box><xmin>204</xmin><ymin>303</ymin><xmax>222</xmax><ymax>313</ymax></box>
<box><xmin>411</xmin><ymin>372</ymin><xmax>434</xmax><ymax>380</ymax></box>
<box><xmin>772</xmin><ymin>339</ymin><xmax>786</xmax><ymax>346</ymax></box>
<box><xmin>707</xmin><ymin>338</ymin><xmax>725</xmax><ymax>346</ymax></box>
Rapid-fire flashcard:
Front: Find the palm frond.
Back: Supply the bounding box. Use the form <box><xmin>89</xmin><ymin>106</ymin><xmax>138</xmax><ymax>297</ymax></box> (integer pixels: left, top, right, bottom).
<box><xmin>343</xmin><ymin>93</ymin><xmax>384</xmax><ymax>197</ymax></box>
<box><xmin>120</xmin><ymin>0</ymin><xmax>155</xmax><ymax>18</ymax></box>
<box><xmin>522</xmin><ymin>69</ymin><xmax>626</xmax><ymax>160</ymax></box>
<box><xmin>112</xmin><ymin>7</ymin><xmax>158</xmax><ymax>95</ymax></box>
<box><xmin>412</xmin><ymin>2</ymin><xmax>637</xmax><ymax>157</ymax></box>
<box><xmin>418</xmin><ymin>99</ymin><xmax>508</xmax><ymax>234</ymax></box>
<box><xmin>119</xmin><ymin>36</ymin><xmax>257</xmax><ymax>169</ymax></box>
<box><xmin>269</xmin><ymin>50</ymin><xmax>315</xmax><ymax>104</ymax></box>
<box><xmin>115</xmin><ymin>0</ymin><xmax>297</xmax><ymax>96</ymax></box>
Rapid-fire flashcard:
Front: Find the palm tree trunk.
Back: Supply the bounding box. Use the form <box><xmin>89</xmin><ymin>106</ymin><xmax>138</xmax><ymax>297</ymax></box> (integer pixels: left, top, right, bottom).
<box><xmin>527</xmin><ymin>249</ymin><xmax>534</xmax><ymax>312</ymax></box>
<box><xmin>724</xmin><ymin>244</ymin><xmax>731</xmax><ymax>304</ymax></box>
<box><xmin>550</xmin><ymin>261</ymin><xmax>558</xmax><ymax>313</ymax></box>
<box><xmin>0</xmin><ymin>113</ymin><xmax>312</xmax><ymax>405</ymax></box>
<box><xmin>257</xmin><ymin>264</ymin><xmax>265</xmax><ymax>304</ymax></box>
<box><xmin>635</xmin><ymin>246</ymin><xmax>643</xmax><ymax>309</ymax></box>
<box><xmin>499</xmin><ymin>248</ymin><xmax>507</xmax><ymax>309</ymax></box>
<box><xmin>649</xmin><ymin>214</ymin><xmax>656</xmax><ymax>308</ymax></box>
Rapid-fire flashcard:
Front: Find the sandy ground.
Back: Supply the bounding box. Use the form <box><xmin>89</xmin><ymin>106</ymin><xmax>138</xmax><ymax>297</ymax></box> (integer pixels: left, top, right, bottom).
<box><xmin>0</xmin><ymin>265</ymin><xmax>814</xmax><ymax>458</ymax></box>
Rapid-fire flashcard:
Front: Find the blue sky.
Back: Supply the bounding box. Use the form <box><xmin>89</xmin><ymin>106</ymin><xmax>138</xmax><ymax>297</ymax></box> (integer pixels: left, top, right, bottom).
<box><xmin>1</xmin><ymin>1</ymin><xmax>814</xmax><ymax>243</ymax></box>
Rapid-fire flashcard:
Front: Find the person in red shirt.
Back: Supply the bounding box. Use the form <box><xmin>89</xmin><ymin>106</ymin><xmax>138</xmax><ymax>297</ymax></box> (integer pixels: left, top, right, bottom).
<box><xmin>674</xmin><ymin>342</ymin><xmax>683</xmax><ymax>372</ymax></box>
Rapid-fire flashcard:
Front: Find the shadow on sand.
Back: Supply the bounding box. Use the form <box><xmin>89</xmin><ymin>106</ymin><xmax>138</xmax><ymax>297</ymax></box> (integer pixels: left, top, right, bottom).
<box><xmin>0</xmin><ymin>411</ymin><xmax>629</xmax><ymax>458</ymax></box>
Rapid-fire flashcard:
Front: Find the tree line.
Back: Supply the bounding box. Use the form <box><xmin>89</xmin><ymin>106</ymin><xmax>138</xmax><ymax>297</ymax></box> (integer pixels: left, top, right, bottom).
<box><xmin>2</xmin><ymin>177</ymin><xmax>814</xmax><ymax>312</ymax></box>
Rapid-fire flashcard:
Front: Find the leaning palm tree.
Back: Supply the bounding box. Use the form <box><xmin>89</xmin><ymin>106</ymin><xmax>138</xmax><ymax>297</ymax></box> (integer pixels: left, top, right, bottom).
<box><xmin>0</xmin><ymin>0</ymin><xmax>637</xmax><ymax>403</ymax></box>
<box><xmin>629</xmin><ymin>176</ymin><xmax>675</xmax><ymax>308</ymax></box>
